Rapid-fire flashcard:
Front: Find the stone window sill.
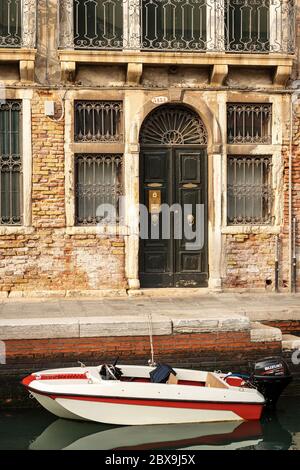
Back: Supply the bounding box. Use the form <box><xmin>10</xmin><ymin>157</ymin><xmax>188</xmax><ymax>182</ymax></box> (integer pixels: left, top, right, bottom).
<box><xmin>222</xmin><ymin>225</ymin><xmax>281</xmax><ymax>235</ymax></box>
<box><xmin>0</xmin><ymin>226</ymin><xmax>35</xmax><ymax>235</ymax></box>
<box><xmin>66</xmin><ymin>225</ymin><xmax>129</xmax><ymax>236</ymax></box>
<box><xmin>0</xmin><ymin>48</ymin><xmax>36</xmax><ymax>82</ymax></box>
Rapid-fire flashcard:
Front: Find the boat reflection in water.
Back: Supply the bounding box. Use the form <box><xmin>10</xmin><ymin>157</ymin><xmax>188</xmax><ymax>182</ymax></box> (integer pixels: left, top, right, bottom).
<box><xmin>29</xmin><ymin>409</ymin><xmax>294</xmax><ymax>451</ymax></box>
<box><xmin>29</xmin><ymin>416</ymin><xmax>285</xmax><ymax>451</ymax></box>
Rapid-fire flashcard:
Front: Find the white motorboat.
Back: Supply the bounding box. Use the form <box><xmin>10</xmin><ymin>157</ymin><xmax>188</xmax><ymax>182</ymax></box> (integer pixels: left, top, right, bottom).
<box><xmin>22</xmin><ymin>362</ymin><xmax>266</xmax><ymax>425</ymax></box>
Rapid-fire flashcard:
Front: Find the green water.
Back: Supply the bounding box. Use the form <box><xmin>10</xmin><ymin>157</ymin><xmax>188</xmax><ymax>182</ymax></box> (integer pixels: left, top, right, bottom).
<box><xmin>0</xmin><ymin>397</ymin><xmax>299</xmax><ymax>450</ymax></box>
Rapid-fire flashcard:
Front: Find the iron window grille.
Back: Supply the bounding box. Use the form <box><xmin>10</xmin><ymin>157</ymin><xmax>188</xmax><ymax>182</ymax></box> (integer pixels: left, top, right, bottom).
<box><xmin>227</xmin><ymin>155</ymin><xmax>273</xmax><ymax>225</ymax></box>
<box><xmin>227</xmin><ymin>103</ymin><xmax>272</xmax><ymax>144</ymax></box>
<box><xmin>225</xmin><ymin>0</ymin><xmax>270</xmax><ymax>53</ymax></box>
<box><xmin>75</xmin><ymin>101</ymin><xmax>123</xmax><ymax>143</ymax></box>
<box><xmin>0</xmin><ymin>100</ymin><xmax>22</xmax><ymax>225</ymax></box>
<box><xmin>75</xmin><ymin>154</ymin><xmax>123</xmax><ymax>226</ymax></box>
<box><xmin>141</xmin><ymin>0</ymin><xmax>208</xmax><ymax>51</ymax></box>
<box><xmin>0</xmin><ymin>0</ymin><xmax>21</xmax><ymax>47</ymax></box>
<box><xmin>73</xmin><ymin>0</ymin><xmax>124</xmax><ymax>50</ymax></box>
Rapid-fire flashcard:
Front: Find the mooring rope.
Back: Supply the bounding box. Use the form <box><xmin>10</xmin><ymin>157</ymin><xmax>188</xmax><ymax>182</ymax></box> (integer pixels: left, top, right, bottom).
<box><xmin>147</xmin><ymin>312</ymin><xmax>156</xmax><ymax>367</ymax></box>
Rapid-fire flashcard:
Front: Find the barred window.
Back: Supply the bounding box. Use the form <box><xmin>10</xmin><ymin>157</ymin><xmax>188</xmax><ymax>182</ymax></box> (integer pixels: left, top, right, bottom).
<box><xmin>225</xmin><ymin>0</ymin><xmax>270</xmax><ymax>53</ymax></box>
<box><xmin>227</xmin><ymin>155</ymin><xmax>273</xmax><ymax>225</ymax></box>
<box><xmin>75</xmin><ymin>101</ymin><xmax>123</xmax><ymax>142</ymax></box>
<box><xmin>0</xmin><ymin>0</ymin><xmax>21</xmax><ymax>47</ymax></box>
<box><xmin>0</xmin><ymin>101</ymin><xmax>22</xmax><ymax>225</ymax></box>
<box><xmin>75</xmin><ymin>154</ymin><xmax>123</xmax><ymax>226</ymax></box>
<box><xmin>74</xmin><ymin>0</ymin><xmax>123</xmax><ymax>50</ymax></box>
<box><xmin>227</xmin><ymin>103</ymin><xmax>272</xmax><ymax>144</ymax></box>
<box><xmin>141</xmin><ymin>0</ymin><xmax>207</xmax><ymax>51</ymax></box>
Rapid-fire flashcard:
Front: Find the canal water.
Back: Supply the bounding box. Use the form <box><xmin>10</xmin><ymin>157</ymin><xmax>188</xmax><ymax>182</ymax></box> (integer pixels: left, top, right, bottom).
<box><xmin>0</xmin><ymin>397</ymin><xmax>299</xmax><ymax>450</ymax></box>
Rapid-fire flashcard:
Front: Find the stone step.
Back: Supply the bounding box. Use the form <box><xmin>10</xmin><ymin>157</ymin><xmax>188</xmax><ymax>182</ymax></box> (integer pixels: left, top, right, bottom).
<box><xmin>282</xmin><ymin>334</ymin><xmax>300</xmax><ymax>350</ymax></box>
<box><xmin>135</xmin><ymin>288</ymin><xmax>211</xmax><ymax>297</ymax></box>
<box><xmin>250</xmin><ymin>322</ymin><xmax>282</xmax><ymax>343</ymax></box>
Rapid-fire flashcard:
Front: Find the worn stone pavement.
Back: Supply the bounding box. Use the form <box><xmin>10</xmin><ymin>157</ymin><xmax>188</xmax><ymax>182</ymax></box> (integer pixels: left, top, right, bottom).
<box><xmin>1</xmin><ymin>292</ymin><xmax>300</xmax><ymax>342</ymax></box>
<box><xmin>0</xmin><ymin>292</ymin><xmax>300</xmax><ymax>321</ymax></box>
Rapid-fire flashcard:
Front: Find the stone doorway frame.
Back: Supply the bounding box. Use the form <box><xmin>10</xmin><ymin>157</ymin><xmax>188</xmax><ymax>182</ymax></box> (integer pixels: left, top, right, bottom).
<box><xmin>124</xmin><ymin>91</ymin><xmax>224</xmax><ymax>291</ymax></box>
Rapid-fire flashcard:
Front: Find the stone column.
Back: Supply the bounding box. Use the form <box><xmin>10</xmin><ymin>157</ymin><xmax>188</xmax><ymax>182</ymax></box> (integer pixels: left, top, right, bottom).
<box><xmin>65</xmin><ymin>97</ymin><xmax>75</xmax><ymax>228</ymax></box>
<box><xmin>22</xmin><ymin>0</ymin><xmax>37</xmax><ymax>48</ymax></box>
<box><xmin>124</xmin><ymin>144</ymin><xmax>140</xmax><ymax>290</ymax></box>
<box><xmin>207</xmin><ymin>0</ymin><xmax>224</xmax><ymax>52</ymax></box>
<box><xmin>125</xmin><ymin>0</ymin><xmax>143</xmax><ymax>85</ymax></box>
<box><xmin>124</xmin><ymin>0</ymin><xmax>141</xmax><ymax>50</ymax></box>
<box><xmin>59</xmin><ymin>0</ymin><xmax>74</xmax><ymax>49</ymax></box>
<box><xmin>208</xmin><ymin>151</ymin><xmax>223</xmax><ymax>291</ymax></box>
<box><xmin>22</xmin><ymin>91</ymin><xmax>34</xmax><ymax>227</ymax></box>
<box><xmin>59</xmin><ymin>0</ymin><xmax>76</xmax><ymax>81</ymax></box>
<box><xmin>270</xmin><ymin>0</ymin><xmax>281</xmax><ymax>53</ymax></box>
<box><xmin>20</xmin><ymin>0</ymin><xmax>37</xmax><ymax>81</ymax></box>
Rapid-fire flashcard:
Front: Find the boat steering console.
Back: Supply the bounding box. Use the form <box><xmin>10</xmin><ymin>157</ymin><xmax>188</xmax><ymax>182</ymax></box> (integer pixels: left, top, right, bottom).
<box><xmin>100</xmin><ymin>357</ymin><xmax>123</xmax><ymax>381</ymax></box>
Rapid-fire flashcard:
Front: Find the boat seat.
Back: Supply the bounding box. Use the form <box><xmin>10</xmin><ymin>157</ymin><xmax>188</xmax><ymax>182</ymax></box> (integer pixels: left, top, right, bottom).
<box><xmin>167</xmin><ymin>373</ymin><xmax>178</xmax><ymax>385</ymax></box>
<box><xmin>205</xmin><ymin>372</ymin><xmax>228</xmax><ymax>389</ymax></box>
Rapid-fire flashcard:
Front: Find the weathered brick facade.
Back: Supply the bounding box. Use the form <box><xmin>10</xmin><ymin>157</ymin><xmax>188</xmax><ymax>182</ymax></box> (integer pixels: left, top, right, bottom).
<box><xmin>0</xmin><ymin>2</ymin><xmax>299</xmax><ymax>294</ymax></box>
<box><xmin>223</xmin><ymin>234</ymin><xmax>277</xmax><ymax>289</ymax></box>
<box><xmin>0</xmin><ymin>231</ymin><xmax>126</xmax><ymax>292</ymax></box>
<box><xmin>0</xmin><ymin>92</ymin><xmax>126</xmax><ymax>293</ymax></box>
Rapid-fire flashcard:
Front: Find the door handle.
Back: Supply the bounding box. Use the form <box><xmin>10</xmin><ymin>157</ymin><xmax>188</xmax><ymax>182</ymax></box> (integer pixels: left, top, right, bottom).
<box><xmin>187</xmin><ymin>214</ymin><xmax>195</xmax><ymax>226</ymax></box>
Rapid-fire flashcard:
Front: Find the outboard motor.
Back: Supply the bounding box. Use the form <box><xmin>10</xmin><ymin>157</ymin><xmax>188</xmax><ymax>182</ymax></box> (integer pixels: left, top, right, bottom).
<box><xmin>249</xmin><ymin>357</ymin><xmax>292</xmax><ymax>408</ymax></box>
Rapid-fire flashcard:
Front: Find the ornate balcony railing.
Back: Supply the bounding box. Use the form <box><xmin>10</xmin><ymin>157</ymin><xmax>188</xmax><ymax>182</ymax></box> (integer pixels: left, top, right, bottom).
<box><xmin>59</xmin><ymin>0</ymin><xmax>295</xmax><ymax>53</ymax></box>
<box><xmin>0</xmin><ymin>0</ymin><xmax>36</xmax><ymax>49</ymax></box>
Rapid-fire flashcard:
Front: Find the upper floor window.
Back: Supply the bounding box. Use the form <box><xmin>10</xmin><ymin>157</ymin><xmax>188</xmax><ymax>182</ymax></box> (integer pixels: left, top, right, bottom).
<box><xmin>0</xmin><ymin>100</ymin><xmax>22</xmax><ymax>225</ymax></box>
<box><xmin>75</xmin><ymin>101</ymin><xmax>123</xmax><ymax>143</ymax></box>
<box><xmin>227</xmin><ymin>155</ymin><xmax>273</xmax><ymax>225</ymax></box>
<box><xmin>227</xmin><ymin>103</ymin><xmax>272</xmax><ymax>144</ymax></box>
<box><xmin>141</xmin><ymin>0</ymin><xmax>207</xmax><ymax>51</ymax></box>
<box><xmin>225</xmin><ymin>0</ymin><xmax>270</xmax><ymax>53</ymax></box>
<box><xmin>74</xmin><ymin>0</ymin><xmax>123</xmax><ymax>50</ymax></box>
<box><xmin>0</xmin><ymin>0</ymin><xmax>21</xmax><ymax>47</ymax></box>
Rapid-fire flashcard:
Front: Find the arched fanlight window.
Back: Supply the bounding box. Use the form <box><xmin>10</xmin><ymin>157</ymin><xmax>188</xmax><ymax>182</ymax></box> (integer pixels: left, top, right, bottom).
<box><xmin>140</xmin><ymin>105</ymin><xmax>208</xmax><ymax>145</ymax></box>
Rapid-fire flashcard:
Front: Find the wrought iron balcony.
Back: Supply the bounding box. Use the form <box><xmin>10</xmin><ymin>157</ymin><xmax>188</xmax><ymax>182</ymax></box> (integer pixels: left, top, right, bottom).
<box><xmin>0</xmin><ymin>0</ymin><xmax>36</xmax><ymax>49</ymax></box>
<box><xmin>59</xmin><ymin>0</ymin><xmax>295</xmax><ymax>54</ymax></box>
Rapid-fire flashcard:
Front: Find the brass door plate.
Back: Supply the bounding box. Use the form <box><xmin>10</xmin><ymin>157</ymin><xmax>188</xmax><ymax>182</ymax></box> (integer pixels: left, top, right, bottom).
<box><xmin>149</xmin><ymin>190</ymin><xmax>161</xmax><ymax>214</ymax></box>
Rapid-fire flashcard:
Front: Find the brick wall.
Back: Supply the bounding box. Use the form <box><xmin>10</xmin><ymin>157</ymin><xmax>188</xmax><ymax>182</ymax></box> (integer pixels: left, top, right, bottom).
<box><xmin>222</xmin><ymin>234</ymin><xmax>277</xmax><ymax>289</ymax></box>
<box><xmin>0</xmin><ymin>91</ymin><xmax>127</xmax><ymax>293</ymax></box>
<box><xmin>263</xmin><ymin>321</ymin><xmax>300</xmax><ymax>336</ymax></box>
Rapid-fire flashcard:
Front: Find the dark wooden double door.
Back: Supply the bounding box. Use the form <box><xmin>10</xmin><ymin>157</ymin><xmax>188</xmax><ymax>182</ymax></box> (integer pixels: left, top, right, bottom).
<box><xmin>139</xmin><ymin>147</ymin><xmax>208</xmax><ymax>288</ymax></box>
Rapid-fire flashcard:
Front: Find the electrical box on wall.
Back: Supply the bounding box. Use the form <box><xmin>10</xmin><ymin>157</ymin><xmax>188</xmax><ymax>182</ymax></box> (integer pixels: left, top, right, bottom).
<box><xmin>44</xmin><ymin>101</ymin><xmax>55</xmax><ymax>117</ymax></box>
